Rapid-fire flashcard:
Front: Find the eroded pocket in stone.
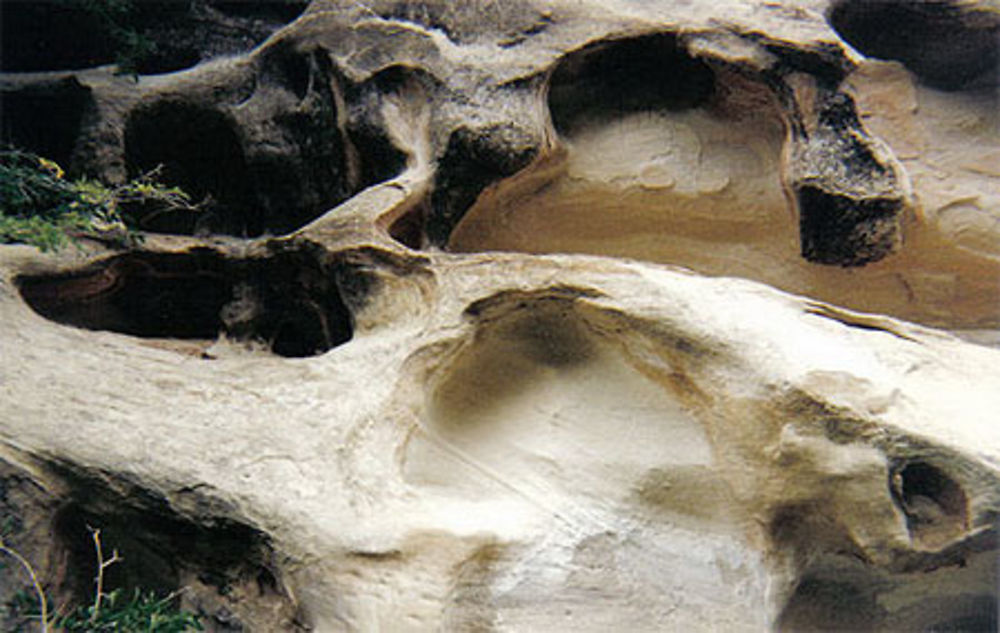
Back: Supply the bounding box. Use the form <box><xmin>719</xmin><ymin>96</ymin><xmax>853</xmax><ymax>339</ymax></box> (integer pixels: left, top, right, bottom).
<box><xmin>449</xmin><ymin>32</ymin><xmax>791</xmax><ymax>266</ymax></box>
<box><xmin>827</xmin><ymin>0</ymin><xmax>999</xmax><ymax>91</ymax></box>
<box><xmin>17</xmin><ymin>247</ymin><xmax>354</xmax><ymax>358</ymax></box>
<box><xmin>890</xmin><ymin>460</ymin><xmax>970</xmax><ymax>549</ymax></box>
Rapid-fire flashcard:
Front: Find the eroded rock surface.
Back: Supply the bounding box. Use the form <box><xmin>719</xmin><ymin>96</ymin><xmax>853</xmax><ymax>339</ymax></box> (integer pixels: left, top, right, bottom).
<box><xmin>1</xmin><ymin>0</ymin><xmax>998</xmax><ymax>631</ymax></box>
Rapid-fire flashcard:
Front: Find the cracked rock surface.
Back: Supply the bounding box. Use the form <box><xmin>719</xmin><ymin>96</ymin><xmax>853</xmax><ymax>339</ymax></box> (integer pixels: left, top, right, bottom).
<box><xmin>1</xmin><ymin>0</ymin><xmax>998</xmax><ymax>631</ymax></box>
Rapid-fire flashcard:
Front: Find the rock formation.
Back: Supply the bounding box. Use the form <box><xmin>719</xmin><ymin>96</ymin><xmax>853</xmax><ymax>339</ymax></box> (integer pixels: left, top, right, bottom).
<box><xmin>1</xmin><ymin>0</ymin><xmax>998</xmax><ymax>630</ymax></box>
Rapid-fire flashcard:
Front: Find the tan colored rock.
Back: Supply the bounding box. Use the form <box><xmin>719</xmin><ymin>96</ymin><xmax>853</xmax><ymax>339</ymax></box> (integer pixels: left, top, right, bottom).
<box><xmin>1</xmin><ymin>1</ymin><xmax>998</xmax><ymax>632</ymax></box>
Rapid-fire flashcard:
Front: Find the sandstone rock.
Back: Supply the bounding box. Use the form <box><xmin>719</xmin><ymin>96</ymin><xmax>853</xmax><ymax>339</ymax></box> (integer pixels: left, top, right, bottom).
<box><xmin>1</xmin><ymin>0</ymin><xmax>998</xmax><ymax>631</ymax></box>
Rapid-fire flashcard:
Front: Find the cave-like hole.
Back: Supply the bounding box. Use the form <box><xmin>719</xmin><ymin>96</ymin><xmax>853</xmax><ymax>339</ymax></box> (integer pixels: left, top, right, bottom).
<box><xmin>124</xmin><ymin>101</ymin><xmax>256</xmax><ymax>236</ymax></box>
<box><xmin>346</xmin><ymin>65</ymin><xmax>416</xmax><ymax>188</ymax></box>
<box><xmin>259</xmin><ymin>43</ymin><xmax>313</xmax><ymax>101</ymax></box>
<box><xmin>828</xmin><ymin>0</ymin><xmax>999</xmax><ymax>90</ymax></box>
<box><xmin>797</xmin><ymin>186</ymin><xmax>902</xmax><ymax>267</ymax></box>
<box><xmin>17</xmin><ymin>249</ymin><xmax>354</xmax><ymax>358</ymax></box>
<box><xmin>548</xmin><ymin>33</ymin><xmax>715</xmax><ymax>136</ymax></box>
<box><xmin>18</xmin><ymin>252</ymin><xmax>232</xmax><ymax>340</ymax></box>
<box><xmin>894</xmin><ymin>462</ymin><xmax>969</xmax><ymax>530</ymax></box>
<box><xmin>240</xmin><ymin>251</ymin><xmax>355</xmax><ymax>358</ymax></box>
<box><xmin>386</xmin><ymin>205</ymin><xmax>426</xmax><ymax>250</ymax></box>
<box><xmin>52</xmin><ymin>491</ymin><xmax>273</xmax><ymax>621</ymax></box>
<box><xmin>0</xmin><ymin>78</ymin><xmax>92</xmax><ymax>170</ymax></box>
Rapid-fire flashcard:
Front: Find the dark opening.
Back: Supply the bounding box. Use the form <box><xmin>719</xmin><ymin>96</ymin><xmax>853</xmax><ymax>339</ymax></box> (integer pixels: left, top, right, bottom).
<box><xmin>18</xmin><ymin>252</ymin><xmax>232</xmax><ymax>340</ymax></box>
<box><xmin>387</xmin><ymin>205</ymin><xmax>426</xmax><ymax>250</ymax></box>
<box><xmin>124</xmin><ymin>101</ymin><xmax>255</xmax><ymax>235</ymax></box>
<box><xmin>796</xmin><ymin>186</ymin><xmax>902</xmax><ymax>267</ymax></box>
<box><xmin>548</xmin><ymin>33</ymin><xmax>715</xmax><ymax>136</ymax></box>
<box><xmin>17</xmin><ymin>249</ymin><xmax>354</xmax><ymax>358</ymax></box>
<box><xmin>430</xmin><ymin>124</ymin><xmax>539</xmax><ymax>245</ymax></box>
<box><xmin>345</xmin><ymin>65</ymin><xmax>416</xmax><ymax>188</ymax></box>
<box><xmin>893</xmin><ymin>462</ymin><xmax>969</xmax><ymax>530</ymax></box>
<box><xmin>227</xmin><ymin>250</ymin><xmax>355</xmax><ymax>358</ymax></box>
<box><xmin>828</xmin><ymin>0</ymin><xmax>999</xmax><ymax>90</ymax></box>
<box><xmin>0</xmin><ymin>77</ymin><xmax>93</xmax><ymax>170</ymax></box>
<box><xmin>52</xmin><ymin>486</ymin><xmax>269</xmax><ymax>614</ymax></box>
<box><xmin>241</xmin><ymin>46</ymin><xmax>361</xmax><ymax>237</ymax></box>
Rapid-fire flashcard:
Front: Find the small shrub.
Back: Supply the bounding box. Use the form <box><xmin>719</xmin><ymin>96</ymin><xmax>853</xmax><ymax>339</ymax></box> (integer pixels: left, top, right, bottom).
<box><xmin>56</xmin><ymin>588</ymin><xmax>203</xmax><ymax>633</ymax></box>
<box><xmin>0</xmin><ymin>148</ymin><xmax>200</xmax><ymax>251</ymax></box>
<box><xmin>2</xmin><ymin>528</ymin><xmax>203</xmax><ymax>632</ymax></box>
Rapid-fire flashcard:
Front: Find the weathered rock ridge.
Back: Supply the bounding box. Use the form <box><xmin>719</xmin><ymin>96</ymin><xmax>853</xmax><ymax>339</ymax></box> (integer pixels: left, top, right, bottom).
<box><xmin>1</xmin><ymin>0</ymin><xmax>998</xmax><ymax>631</ymax></box>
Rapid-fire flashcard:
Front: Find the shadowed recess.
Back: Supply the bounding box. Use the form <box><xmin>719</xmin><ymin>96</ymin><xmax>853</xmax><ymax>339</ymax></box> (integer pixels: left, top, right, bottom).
<box><xmin>124</xmin><ymin>101</ymin><xmax>255</xmax><ymax>235</ymax></box>
<box><xmin>429</xmin><ymin>123</ymin><xmax>539</xmax><ymax>245</ymax></box>
<box><xmin>42</xmin><ymin>459</ymin><xmax>298</xmax><ymax>629</ymax></box>
<box><xmin>890</xmin><ymin>461</ymin><xmax>969</xmax><ymax>548</ymax></box>
<box><xmin>548</xmin><ymin>33</ymin><xmax>715</xmax><ymax>136</ymax></box>
<box><xmin>344</xmin><ymin>65</ymin><xmax>416</xmax><ymax>189</ymax></box>
<box><xmin>54</xmin><ymin>502</ymin><xmax>266</xmax><ymax>605</ymax></box>
<box><xmin>0</xmin><ymin>77</ymin><xmax>93</xmax><ymax>172</ymax></box>
<box><xmin>828</xmin><ymin>0</ymin><xmax>999</xmax><ymax>90</ymax></box>
<box><xmin>17</xmin><ymin>249</ymin><xmax>353</xmax><ymax>358</ymax></box>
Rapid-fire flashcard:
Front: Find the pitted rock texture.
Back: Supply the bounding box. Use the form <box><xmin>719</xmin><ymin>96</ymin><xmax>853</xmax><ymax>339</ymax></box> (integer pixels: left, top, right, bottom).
<box><xmin>1</xmin><ymin>1</ymin><xmax>999</xmax><ymax>632</ymax></box>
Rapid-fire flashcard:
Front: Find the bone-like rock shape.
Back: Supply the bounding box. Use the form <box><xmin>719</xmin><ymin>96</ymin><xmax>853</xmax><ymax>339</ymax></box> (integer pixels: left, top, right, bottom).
<box><xmin>3</xmin><ymin>0</ymin><xmax>999</xmax><ymax>327</ymax></box>
<box><xmin>2</xmin><ymin>238</ymin><xmax>999</xmax><ymax>631</ymax></box>
<box><xmin>1</xmin><ymin>0</ymin><xmax>999</xmax><ymax>631</ymax></box>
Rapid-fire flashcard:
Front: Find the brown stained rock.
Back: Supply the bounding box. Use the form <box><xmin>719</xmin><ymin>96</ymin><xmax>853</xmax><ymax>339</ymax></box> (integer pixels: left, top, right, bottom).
<box><xmin>1</xmin><ymin>1</ymin><xmax>999</xmax><ymax>632</ymax></box>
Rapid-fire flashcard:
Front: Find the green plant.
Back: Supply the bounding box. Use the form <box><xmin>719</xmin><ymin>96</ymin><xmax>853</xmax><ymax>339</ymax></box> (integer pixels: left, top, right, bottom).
<box><xmin>1</xmin><ymin>148</ymin><xmax>201</xmax><ymax>252</ymax></box>
<box><xmin>56</xmin><ymin>588</ymin><xmax>203</xmax><ymax>633</ymax></box>
<box><xmin>1</xmin><ymin>527</ymin><xmax>202</xmax><ymax>632</ymax></box>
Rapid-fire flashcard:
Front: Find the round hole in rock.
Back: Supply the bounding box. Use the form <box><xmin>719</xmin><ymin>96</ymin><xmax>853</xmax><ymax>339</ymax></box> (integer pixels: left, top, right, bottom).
<box><xmin>891</xmin><ymin>461</ymin><xmax>969</xmax><ymax>548</ymax></box>
<box><xmin>124</xmin><ymin>101</ymin><xmax>256</xmax><ymax>235</ymax></box>
<box><xmin>387</xmin><ymin>205</ymin><xmax>426</xmax><ymax>250</ymax></box>
<box><xmin>548</xmin><ymin>33</ymin><xmax>716</xmax><ymax>137</ymax></box>
<box><xmin>828</xmin><ymin>0</ymin><xmax>999</xmax><ymax>90</ymax></box>
<box><xmin>897</xmin><ymin>462</ymin><xmax>968</xmax><ymax>520</ymax></box>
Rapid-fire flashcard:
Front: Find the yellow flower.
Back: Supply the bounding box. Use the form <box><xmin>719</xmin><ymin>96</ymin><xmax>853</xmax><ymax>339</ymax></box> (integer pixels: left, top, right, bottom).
<box><xmin>38</xmin><ymin>157</ymin><xmax>64</xmax><ymax>179</ymax></box>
